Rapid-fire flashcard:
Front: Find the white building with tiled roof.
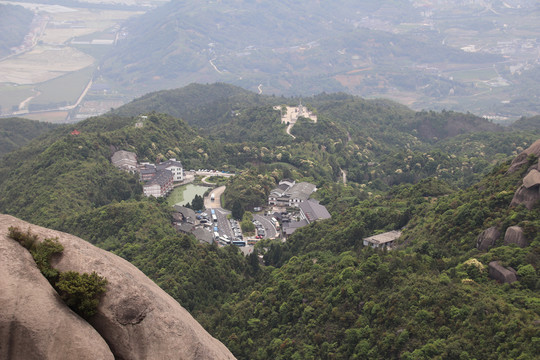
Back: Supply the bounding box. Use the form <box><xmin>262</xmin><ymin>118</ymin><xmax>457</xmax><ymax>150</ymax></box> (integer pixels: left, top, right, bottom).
<box><xmin>156</xmin><ymin>158</ymin><xmax>184</xmax><ymax>181</ymax></box>
<box><xmin>268</xmin><ymin>180</ymin><xmax>316</xmax><ymax>207</ymax></box>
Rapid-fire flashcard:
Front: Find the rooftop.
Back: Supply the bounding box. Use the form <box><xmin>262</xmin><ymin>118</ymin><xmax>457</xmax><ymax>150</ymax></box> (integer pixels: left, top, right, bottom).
<box><xmin>363</xmin><ymin>230</ymin><xmax>402</xmax><ymax>245</ymax></box>
<box><xmin>148</xmin><ymin>169</ymin><xmax>173</xmax><ymax>186</ymax></box>
<box><xmin>111</xmin><ymin>150</ymin><xmax>137</xmax><ymax>165</ymax></box>
<box><xmin>157</xmin><ymin>158</ymin><xmax>183</xmax><ymax>170</ymax></box>
<box><xmin>289</xmin><ymin>182</ymin><xmax>316</xmax><ymax>200</ymax></box>
<box><xmin>283</xmin><ymin>219</ymin><xmax>309</xmax><ymax>236</ymax></box>
<box><xmin>299</xmin><ymin>199</ymin><xmax>331</xmax><ymax>223</ymax></box>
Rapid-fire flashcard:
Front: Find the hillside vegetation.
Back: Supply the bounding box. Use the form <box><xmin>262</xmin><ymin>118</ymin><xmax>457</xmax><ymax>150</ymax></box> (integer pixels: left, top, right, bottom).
<box><xmin>0</xmin><ymin>84</ymin><xmax>538</xmax><ymax>359</ymax></box>
<box><xmin>0</xmin><ymin>117</ymin><xmax>58</xmax><ymax>155</ymax></box>
<box><xmin>0</xmin><ymin>4</ymin><xmax>33</xmax><ymax>58</ymax></box>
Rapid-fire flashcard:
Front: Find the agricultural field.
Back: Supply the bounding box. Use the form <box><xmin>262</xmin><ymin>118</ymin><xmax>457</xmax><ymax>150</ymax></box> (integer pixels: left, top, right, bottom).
<box><xmin>447</xmin><ymin>67</ymin><xmax>499</xmax><ymax>83</ymax></box>
<box><xmin>0</xmin><ymin>46</ymin><xmax>94</xmax><ymax>84</ymax></box>
<box><xmin>0</xmin><ymin>2</ymin><xmax>144</xmax><ymax>121</ymax></box>
<box><xmin>22</xmin><ymin>111</ymin><xmax>70</xmax><ymax>123</ymax></box>
<box><xmin>0</xmin><ymin>84</ymin><xmax>34</xmax><ymax>115</ymax></box>
<box><xmin>33</xmin><ymin>66</ymin><xmax>95</xmax><ymax>105</ymax></box>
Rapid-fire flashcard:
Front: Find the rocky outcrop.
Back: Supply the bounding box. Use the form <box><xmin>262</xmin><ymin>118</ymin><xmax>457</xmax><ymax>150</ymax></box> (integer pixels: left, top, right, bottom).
<box><xmin>503</xmin><ymin>226</ymin><xmax>529</xmax><ymax>248</ymax></box>
<box><xmin>507</xmin><ymin>138</ymin><xmax>540</xmax><ymax>173</ymax></box>
<box><xmin>508</xmin><ymin>140</ymin><xmax>540</xmax><ymax>209</ymax></box>
<box><xmin>488</xmin><ymin>261</ymin><xmax>518</xmax><ymax>284</ymax></box>
<box><xmin>476</xmin><ymin>227</ymin><xmax>500</xmax><ymax>251</ymax></box>
<box><xmin>523</xmin><ymin>169</ymin><xmax>540</xmax><ymax>188</ymax></box>
<box><xmin>510</xmin><ymin>185</ymin><xmax>540</xmax><ymax>209</ymax></box>
<box><xmin>0</xmin><ymin>215</ymin><xmax>236</xmax><ymax>360</ymax></box>
<box><xmin>0</xmin><ymin>220</ymin><xmax>114</xmax><ymax>360</ymax></box>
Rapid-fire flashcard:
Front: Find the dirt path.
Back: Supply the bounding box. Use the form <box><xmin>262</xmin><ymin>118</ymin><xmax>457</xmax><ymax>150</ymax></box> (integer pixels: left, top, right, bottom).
<box><xmin>209</xmin><ymin>58</ymin><xmax>222</xmax><ymax>74</ymax></box>
<box><xmin>204</xmin><ymin>186</ymin><xmax>226</xmax><ymax>209</ymax></box>
<box><xmin>18</xmin><ymin>90</ymin><xmax>41</xmax><ymax>111</ymax></box>
<box><xmin>286</xmin><ymin>123</ymin><xmax>296</xmax><ymax>139</ymax></box>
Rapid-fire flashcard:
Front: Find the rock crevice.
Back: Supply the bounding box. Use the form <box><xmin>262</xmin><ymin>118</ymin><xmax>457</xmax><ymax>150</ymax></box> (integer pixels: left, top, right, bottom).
<box><xmin>0</xmin><ymin>215</ymin><xmax>235</xmax><ymax>360</ymax></box>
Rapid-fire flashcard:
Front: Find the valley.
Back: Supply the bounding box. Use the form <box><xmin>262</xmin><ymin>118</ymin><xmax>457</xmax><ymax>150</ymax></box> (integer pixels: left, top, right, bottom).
<box><xmin>1</xmin><ymin>1</ymin><xmax>539</xmax><ymax>123</ymax></box>
<box><xmin>0</xmin><ymin>0</ymin><xmax>163</xmax><ymax>122</ymax></box>
<box><xmin>0</xmin><ymin>1</ymin><xmax>539</xmax><ymax>358</ymax></box>
<box><xmin>0</xmin><ymin>83</ymin><xmax>539</xmax><ymax>359</ymax></box>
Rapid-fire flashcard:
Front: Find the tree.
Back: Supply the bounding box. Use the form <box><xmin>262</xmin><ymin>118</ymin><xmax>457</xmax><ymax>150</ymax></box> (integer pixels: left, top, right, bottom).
<box><xmin>191</xmin><ymin>194</ymin><xmax>204</xmax><ymax>211</ymax></box>
<box><xmin>56</xmin><ymin>271</ymin><xmax>108</xmax><ymax>318</ymax></box>
<box><xmin>232</xmin><ymin>201</ymin><xmax>244</xmax><ymax>220</ymax></box>
<box><xmin>248</xmin><ymin>249</ymin><xmax>260</xmax><ymax>274</ymax></box>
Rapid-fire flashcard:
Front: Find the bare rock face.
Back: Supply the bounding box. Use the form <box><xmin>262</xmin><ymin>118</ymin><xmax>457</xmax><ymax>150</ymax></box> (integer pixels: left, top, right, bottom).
<box><xmin>488</xmin><ymin>261</ymin><xmax>518</xmax><ymax>284</ymax></box>
<box><xmin>510</xmin><ymin>185</ymin><xmax>540</xmax><ymax>209</ymax></box>
<box><xmin>476</xmin><ymin>227</ymin><xmax>500</xmax><ymax>251</ymax></box>
<box><xmin>0</xmin><ymin>217</ymin><xmax>114</xmax><ymax>360</ymax></box>
<box><xmin>503</xmin><ymin>226</ymin><xmax>529</xmax><ymax>248</ymax></box>
<box><xmin>523</xmin><ymin>169</ymin><xmax>540</xmax><ymax>189</ymax></box>
<box><xmin>508</xmin><ymin>138</ymin><xmax>540</xmax><ymax>173</ymax></box>
<box><xmin>0</xmin><ymin>215</ymin><xmax>236</xmax><ymax>360</ymax></box>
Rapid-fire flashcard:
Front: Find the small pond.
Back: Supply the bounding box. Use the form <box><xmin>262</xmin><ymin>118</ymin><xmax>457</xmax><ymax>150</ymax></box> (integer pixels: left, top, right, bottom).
<box><xmin>168</xmin><ymin>184</ymin><xmax>209</xmax><ymax>206</ymax></box>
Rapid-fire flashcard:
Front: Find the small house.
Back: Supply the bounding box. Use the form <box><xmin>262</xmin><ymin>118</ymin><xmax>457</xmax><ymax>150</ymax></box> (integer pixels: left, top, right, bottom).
<box><xmin>363</xmin><ymin>230</ymin><xmax>401</xmax><ymax>249</ymax></box>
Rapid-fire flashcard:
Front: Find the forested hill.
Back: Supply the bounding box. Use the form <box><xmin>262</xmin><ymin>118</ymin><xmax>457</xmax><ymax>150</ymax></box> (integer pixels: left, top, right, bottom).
<box><xmin>0</xmin><ymin>117</ymin><xmax>58</xmax><ymax>156</ymax></box>
<box><xmin>209</xmin><ymin>143</ymin><xmax>540</xmax><ymax>359</ymax></box>
<box><xmin>0</xmin><ymin>4</ymin><xmax>34</xmax><ymax>58</ymax></box>
<box><xmin>0</xmin><ymin>84</ymin><xmax>539</xmax><ymax>358</ymax></box>
<box><xmin>109</xmin><ymin>84</ymin><xmax>540</xmax><ymax>188</ymax></box>
<box><xmin>99</xmin><ymin>0</ymin><xmax>501</xmax><ymax>100</ymax></box>
<box><xmin>111</xmin><ymin>83</ymin><xmax>270</xmax><ymax>129</ymax></box>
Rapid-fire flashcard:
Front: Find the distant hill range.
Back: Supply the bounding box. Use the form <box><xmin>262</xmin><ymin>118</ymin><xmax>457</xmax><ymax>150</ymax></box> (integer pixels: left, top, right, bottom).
<box><xmin>0</xmin><ymin>4</ymin><xmax>34</xmax><ymax>58</ymax></box>
<box><xmin>0</xmin><ymin>117</ymin><xmax>57</xmax><ymax>155</ymax></box>
<box><xmin>99</xmin><ymin>0</ymin><xmax>540</xmax><ymax>119</ymax></box>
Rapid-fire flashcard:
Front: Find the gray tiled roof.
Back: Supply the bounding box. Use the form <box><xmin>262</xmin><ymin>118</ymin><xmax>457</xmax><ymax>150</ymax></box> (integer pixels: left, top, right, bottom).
<box><xmin>299</xmin><ymin>199</ymin><xmax>331</xmax><ymax>223</ymax></box>
<box><xmin>288</xmin><ymin>182</ymin><xmax>316</xmax><ymax>201</ymax></box>
<box><xmin>157</xmin><ymin>159</ymin><xmax>183</xmax><ymax>170</ymax></box>
<box><xmin>149</xmin><ymin>169</ymin><xmax>173</xmax><ymax>186</ymax></box>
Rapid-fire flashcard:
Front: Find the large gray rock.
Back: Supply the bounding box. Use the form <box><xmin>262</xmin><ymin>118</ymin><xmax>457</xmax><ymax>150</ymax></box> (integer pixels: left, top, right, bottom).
<box><xmin>0</xmin><ymin>215</ymin><xmax>236</xmax><ymax>360</ymax></box>
<box><xmin>510</xmin><ymin>185</ymin><xmax>540</xmax><ymax>209</ymax></box>
<box><xmin>476</xmin><ymin>227</ymin><xmax>500</xmax><ymax>251</ymax></box>
<box><xmin>503</xmin><ymin>226</ymin><xmax>529</xmax><ymax>248</ymax></box>
<box><xmin>0</xmin><ymin>218</ymin><xmax>114</xmax><ymax>360</ymax></box>
<box><xmin>488</xmin><ymin>261</ymin><xmax>518</xmax><ymax>284</ymax></box>
<box><xmin>523</xmin><ymin>169</ymin><xmax>540</xmax><ymax>189</ymax></box>
<box><xmin>507</xmin><ymin>138</ymin><xmax>540</xmax><ymax>173</ymax></box>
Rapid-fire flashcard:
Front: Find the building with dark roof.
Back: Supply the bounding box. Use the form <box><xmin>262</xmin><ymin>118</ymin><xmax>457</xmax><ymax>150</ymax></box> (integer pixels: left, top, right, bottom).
<box><xmin>111</xmin><ymin>150</ymin><xmax>137</xmax><ymax>172</ymax></box>
<box><xmin>143</xmin><ymin>169</ymin><xmax>173</xmax><ymax>197</ymax></box>
<box><xmin>268</xmin><ymin>180</ymin><xmax>316</xmax><ymax>207</ymax></box>
<box><xmin>299</xmin><ymin>199</ymin><xmax>331</xmax><ymax>224</ymax></box>
<box><xmin>138</xmin><ymin>163</ymin><xmax>156</xmax><ymax>181</ymax></box>
<box><xmin>282</xmin><ymin>219</ymin><xmax>309</xmax><ymax>239</ymax></box>
<box><xmin>156</xmin><ymin>158</ymin><xmax>184</xmax><ymax>181</ymax></box>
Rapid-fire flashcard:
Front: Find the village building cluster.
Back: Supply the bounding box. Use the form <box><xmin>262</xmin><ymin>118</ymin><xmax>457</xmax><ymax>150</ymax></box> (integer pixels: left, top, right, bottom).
<box><xmin>268</xmin><ymin>179</ymin><xmax>331</xmax><ymax>239</ymax></box>
<box><xmin>111</xmin><ymin>150</ymin><xmax>184</xmax><ymax>198</ymax></box>
<box><xmin>110</xmin><ymin>151</ymin><xmax>398</xmax><ymax>250</ymax></box>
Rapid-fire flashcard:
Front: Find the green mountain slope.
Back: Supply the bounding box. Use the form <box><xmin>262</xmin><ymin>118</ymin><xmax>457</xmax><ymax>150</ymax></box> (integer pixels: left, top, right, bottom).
<box><xmin>113</xmin><ymin>85</ymin><xmax>539</xmax><ymax>189</ymax></box>
<box><xmin>0</xmin><ymin>4</ymin><xmax>33</xmax><ymax>58</ymax></box>
<box><xmin>0</xmin><ymin>85</ymin><xmax>538</xmax><ymax>359</ymax></box>
<box><xmin>210</xmin><ymin>154</ymin><xmax>539</xmax><ymax>360</ymax></box>
<box><xmin>112</xmin><ymin>83</ymin><xmax>271</xmax><ymax>128</ymax></box>
<box><xmin>0</xmin><ymin>117</ymin><xmax>58</xmax><ymax>155</ymax></box>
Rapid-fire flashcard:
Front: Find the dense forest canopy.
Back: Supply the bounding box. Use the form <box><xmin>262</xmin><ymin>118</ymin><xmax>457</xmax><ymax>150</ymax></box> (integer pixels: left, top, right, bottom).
<box><xmin>0</xmin><ymin>84</ymin><xmax>538</xmax><ymax>359</ymax></box>
<box><xmin>0</xmin><ymin>117</ymin><xmax>58</xmax><ymax>155</ymax></box>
